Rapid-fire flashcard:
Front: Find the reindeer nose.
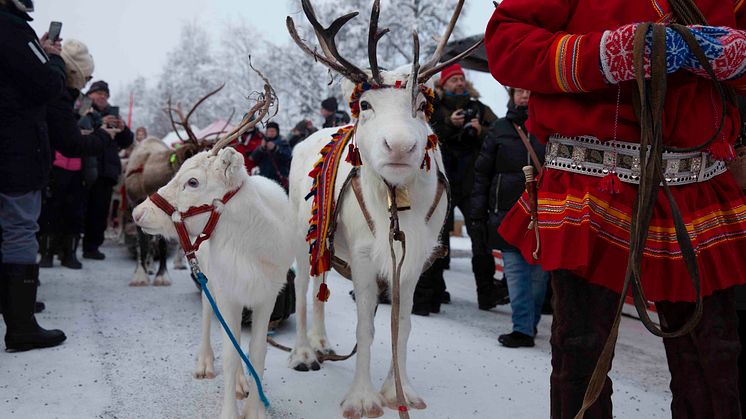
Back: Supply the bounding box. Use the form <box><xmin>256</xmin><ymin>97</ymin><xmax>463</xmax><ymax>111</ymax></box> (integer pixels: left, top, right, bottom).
<box><xmin>383</xmin><ymin>138</ymin><xmax>392</xmax><ymax>152</ymax></box>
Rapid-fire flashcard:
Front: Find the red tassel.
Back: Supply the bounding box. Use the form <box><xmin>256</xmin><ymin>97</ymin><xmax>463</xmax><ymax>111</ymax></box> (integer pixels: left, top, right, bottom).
<box><xmin>317</xmin><ymin>282</ymin><xmax>330</xmax><ymax>302</ymax></box>
<box><xmin>598</xmin><ymin>172</ymin><xmax>621</xmax><ymax>194</ymax></box>
<box><xmin>708</xmin><ymin>140</ymin><xmax>736</xmax><ymax>161</ymax></box>
<box><xmin>420</xmin><ymin>152</ymin><xmax>431</xmax><ymax>170</ymax></box>
<box><xmin>346</xmin><ymin>143</ymin><xmax>362</xmax><ymax>166</ymax></box>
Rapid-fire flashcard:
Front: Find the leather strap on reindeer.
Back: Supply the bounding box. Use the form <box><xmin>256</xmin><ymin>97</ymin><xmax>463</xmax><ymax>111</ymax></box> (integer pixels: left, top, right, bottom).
<box><xmin>575</xmin><ymin>0</ymin><xmax>733</xmax><ymax>416</ymax></box>
<box><xmin>147</xmin><ymin>186</ymin><xmax>242</xmax><ymax>262</ymax></box>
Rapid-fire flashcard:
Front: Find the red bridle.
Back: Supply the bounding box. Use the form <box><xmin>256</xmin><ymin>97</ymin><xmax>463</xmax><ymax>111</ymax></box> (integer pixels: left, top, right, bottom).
<box><xmin>147</xmin><ymin>185</ymin><xmax>242</xmax><ymax>262</ymax></box>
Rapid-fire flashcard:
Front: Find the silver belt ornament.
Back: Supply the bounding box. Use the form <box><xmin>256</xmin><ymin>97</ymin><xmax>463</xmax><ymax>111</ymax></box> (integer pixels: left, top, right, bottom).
<box><xmin>545</xmin><ymin>135</ymin><xmax>727</xmax><ymax>186</ymax></box>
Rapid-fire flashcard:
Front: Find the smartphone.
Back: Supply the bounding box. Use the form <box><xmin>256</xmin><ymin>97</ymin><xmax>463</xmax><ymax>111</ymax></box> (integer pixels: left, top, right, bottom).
<box><xmin>108</xmin><ymin>106</ymin><xmax>120</xmax><ymax>117</ymax></box>
<box><xmin>48</xmin><ymin>21</ymin><xmax>62</xmax><ymax>43</ymax></box>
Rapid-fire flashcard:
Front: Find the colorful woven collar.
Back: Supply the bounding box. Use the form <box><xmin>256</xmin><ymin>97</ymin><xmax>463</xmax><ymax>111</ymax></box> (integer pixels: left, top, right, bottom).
<box><xmin>348</xmin><ymin>81</ymin><xmax>435</xmax><ymax>121</ymax></box>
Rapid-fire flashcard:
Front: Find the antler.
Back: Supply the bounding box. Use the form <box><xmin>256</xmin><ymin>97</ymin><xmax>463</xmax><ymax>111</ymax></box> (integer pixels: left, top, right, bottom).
<box><xmin>211</xmin><ymin>63</ymin><xmax>277</xmax><ymax>155</ymax></box>
<box><xmin>368</xmin><ymin>0</ymin><xmax>390</xmax><ymax>85</ymax></box>
<box><xmin>164</xmin><ymin>84</ymin><xmax>226</xmax><ymax>145</ymax></box>
<box><xmin>416</xmin><ymin>0</ymin><xmax>483</xmax><ymax>83</ymax></box>
<box><xmin>410</xmin><ymin>31</ymin><xmax>421</xmax><ymax>118</ymax></box>
<box><xmin>288</xmin><ymin>0</ymin><xmax>393</xmax><ymax>85</ymax></box>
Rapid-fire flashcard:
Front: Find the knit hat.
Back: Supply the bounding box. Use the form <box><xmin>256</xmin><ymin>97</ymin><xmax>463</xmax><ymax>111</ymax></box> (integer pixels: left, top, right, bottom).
<box><xmin>266</xmin><ymin>121</ymin><xmax>280</xmax><ymax>132</ymax></box>
<box><xmin>87</xmin><ymin>80</ymin><xmax>109</xmax><ymax>96</ymax></box>
<box><xmin>61</xmin><ymin>39</ymin><xmax>95</xmax><ymax>91</ymax></box>
<box><xmin>439</xmin><ymin>63</ymin><xmax>465</xmax><ymax>86</ymax></box>
<box><xmin>321</xmin><ymin>97</ymin><xmax>338</xmax><ymax>112</ymax></box>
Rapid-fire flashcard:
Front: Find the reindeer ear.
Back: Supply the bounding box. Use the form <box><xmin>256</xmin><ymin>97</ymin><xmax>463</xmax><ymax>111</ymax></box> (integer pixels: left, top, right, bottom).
<box><xmin>217</xmin><ymin>148</ymin><xmax>245</xmax><ymax>186</ymax></box>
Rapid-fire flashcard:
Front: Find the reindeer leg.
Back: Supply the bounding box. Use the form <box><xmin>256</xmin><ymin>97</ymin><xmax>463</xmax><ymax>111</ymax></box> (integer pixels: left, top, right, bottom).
<box><xmin>241</xmin><ymin>297</ymin><xmax>274</xmax><ymax>419</ymax></box>
<box><xmin>218</xmin><ymin>295</ymin><xmax>241</xmax><ymax>419</ymax></box>
<box><xmin>129</xmin><ymin>227</ymin><xmax>150</xmax><ymax>286</ymax></box>
<box><xmin>289</xmin><ymin>240</ymin><xmax>320</xmax><ymax>372</ymax></box>
<box><xmin>380</xmin><ymin>276</ymin><xmax>426</xmax><ymax>411</ymax></box>
<box><xmin>309</xmin><ymin>275</ymin><xmax>334</xmax><ymax>356</ymax></box>
<box><xmin>194</xmin><ymin>292</ymin><xmax>216</xmax><ymax>379</ymax></box>
<box><xmin>342</xmin><ymin>259</ymin><xmax>384</xmax><ymax>419</ymax></box>
<box><xmin>153</xmin><ymin>237</ymin><xmax>172</xmax><ymax>286</ymax></box>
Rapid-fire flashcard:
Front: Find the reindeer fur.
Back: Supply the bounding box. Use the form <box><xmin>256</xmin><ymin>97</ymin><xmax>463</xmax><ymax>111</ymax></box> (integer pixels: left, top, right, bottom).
<box><xmin>134</xmin><ymin>148</ymin><xmax>293</xmax><ymax>419</ymax></box>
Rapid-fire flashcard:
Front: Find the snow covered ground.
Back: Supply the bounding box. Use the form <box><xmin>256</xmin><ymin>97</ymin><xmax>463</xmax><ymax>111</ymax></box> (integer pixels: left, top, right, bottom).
<box><xmin>1</xmin><ymin>240</ymin><xmax>673</xmax><ymax>419</ymax></box>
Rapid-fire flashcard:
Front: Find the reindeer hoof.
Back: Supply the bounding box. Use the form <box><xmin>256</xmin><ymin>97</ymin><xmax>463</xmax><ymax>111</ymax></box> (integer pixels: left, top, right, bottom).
<box><xmin>236</xmin><ymin>373</ymin><xmax>250</xmax><ymax>400</ymax></box>
<box><xmin>153</xmin><ymin>276</ymin><xmax>172</xmax><ymax>286</ymax></box>
<box><xmin>129</xmin><ymin>279</ymin><xmax>149</xmax><ymax>287</ymax></box>
<box><xmin>293</xmin><ymin>363</ymin><xmax>309</xmax><ymax>372</ymax></box>
<box><xmin>310</xmin><ymin>361</ymin><xmax>321</xmax><ymax>371</ymax></box>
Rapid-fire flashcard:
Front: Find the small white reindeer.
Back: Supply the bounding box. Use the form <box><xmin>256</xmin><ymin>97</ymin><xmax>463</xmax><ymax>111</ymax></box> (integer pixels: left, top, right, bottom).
<box><xmin>286</xmin><ymin>0</ymin><xmax>480</xmax><ymax>417</ymax></box>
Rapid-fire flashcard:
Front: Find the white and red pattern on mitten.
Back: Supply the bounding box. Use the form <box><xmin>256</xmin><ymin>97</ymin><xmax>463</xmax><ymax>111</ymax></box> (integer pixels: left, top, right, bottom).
<box><xmin>685</xmin><ymin>26</ymin><xmax>746</xmax><ymax>81</ymax></box>
<box><xmin>601</xmin><ymin>24</ymin><xmax>644</xmax><ymax>84</ymax></box>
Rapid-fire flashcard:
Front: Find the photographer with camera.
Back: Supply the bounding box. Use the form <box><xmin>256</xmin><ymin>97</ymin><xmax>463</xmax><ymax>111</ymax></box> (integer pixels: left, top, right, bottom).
<box><xmin>79</xmin><ymin>80</ymin><xmax>133</xmax><ymax>261</ymax></box>
<box><xmin>413</xmin><ymin>63</ymin><xmax>499</xmax><ymax>315</ymax></box>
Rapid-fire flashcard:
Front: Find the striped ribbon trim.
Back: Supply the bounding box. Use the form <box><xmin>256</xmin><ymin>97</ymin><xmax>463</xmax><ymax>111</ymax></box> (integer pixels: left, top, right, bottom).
<box><xmin>553</xmin><ymin>34</ymin><xmax>587</xmax><ymax>93</ymax></box>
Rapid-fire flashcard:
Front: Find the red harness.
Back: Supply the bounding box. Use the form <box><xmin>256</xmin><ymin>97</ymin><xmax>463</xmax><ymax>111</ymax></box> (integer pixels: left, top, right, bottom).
<box><xmin>147</xmin><ymin>185</ymin><xmax>242</xmax><ymax>262</ymax></box>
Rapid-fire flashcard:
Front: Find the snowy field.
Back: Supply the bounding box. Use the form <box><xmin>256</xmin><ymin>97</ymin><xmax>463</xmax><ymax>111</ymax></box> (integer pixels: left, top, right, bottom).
<box><xmin>1</xmin><ymin>240</ymin><xmax>673</xmax><ymax>419</ymax></box>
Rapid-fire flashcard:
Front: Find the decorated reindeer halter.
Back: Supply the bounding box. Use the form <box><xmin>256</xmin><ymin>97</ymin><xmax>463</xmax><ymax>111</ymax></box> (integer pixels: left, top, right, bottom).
<box><xmin>147</xmin><ymin>186</ymin><xmax>242</xmax><ymax>264</ymax></box>
<box><xmin>345</xmin><ymin>80</ymin><xmax>439</xmax><ymax>169</ymax></box>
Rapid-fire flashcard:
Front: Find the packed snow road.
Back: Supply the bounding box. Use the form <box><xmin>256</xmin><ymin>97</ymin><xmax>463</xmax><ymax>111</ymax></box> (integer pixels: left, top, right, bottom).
<box><xmin>1</xmin><ymin>241</ymin><xmax>672</xmax><ymax>418</ymax></box>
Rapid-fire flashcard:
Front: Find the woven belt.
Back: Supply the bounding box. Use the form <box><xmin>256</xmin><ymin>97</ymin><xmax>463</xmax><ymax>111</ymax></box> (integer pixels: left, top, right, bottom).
<box><xmin>545</xmin><ymin>135</ymin><xmax>727</xmax><ymax>186</ymax></box>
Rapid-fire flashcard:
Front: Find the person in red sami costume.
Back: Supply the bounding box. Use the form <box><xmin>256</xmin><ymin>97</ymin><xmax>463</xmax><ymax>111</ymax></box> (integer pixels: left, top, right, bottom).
<box><xmin>487</xmin><ymin>0</ymin><xmax>746</xmax><ymax>417</ymax></box>
<box><xmin>231</xmin><ymin>125</ymin><xmax>264</xmax><ymax>174</ymax></box>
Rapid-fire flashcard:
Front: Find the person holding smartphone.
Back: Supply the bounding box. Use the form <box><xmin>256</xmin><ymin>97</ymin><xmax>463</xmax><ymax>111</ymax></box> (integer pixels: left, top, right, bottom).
<box><xmin>0</xmin><ymin>0</ymin><xmax>69</xmax><ymax>351</ymax></box>
<box><xmin>78</xmin><ymin>80</ymin><xmax>133</xmax><ymax>261</ymax></box>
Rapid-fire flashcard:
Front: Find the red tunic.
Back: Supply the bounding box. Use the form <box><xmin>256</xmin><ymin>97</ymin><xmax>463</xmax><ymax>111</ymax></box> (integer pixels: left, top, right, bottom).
<box><xmin>486</xmin><ymin>0</ymin><xmax>746</xmax><ymax>302</ymax></box>
<box><xmin>232</xmin><ymin>131</ymin><xmax>264</xmax><ymax>173</ymax></box>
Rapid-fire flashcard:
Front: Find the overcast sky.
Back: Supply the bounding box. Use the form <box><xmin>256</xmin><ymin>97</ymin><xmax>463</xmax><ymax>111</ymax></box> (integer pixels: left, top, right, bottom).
<box><xmin>29</xmin><ymin>0</ymin><xmax>509</xmax><ymax>116</ymax></box>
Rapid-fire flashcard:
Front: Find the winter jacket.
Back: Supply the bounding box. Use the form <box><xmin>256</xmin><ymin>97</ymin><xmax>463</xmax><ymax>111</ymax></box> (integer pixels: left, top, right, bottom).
<box><xmin>46</xmin><ymin>87</ymin><xmax>109</xmax><ymax>168</ymax></box>
<box><xmin>250</xmin><ymin>136</ymin><xmax>292</xmax><ymax>188</ymax></box>
<box><xmin>470</xmin><ymin>104</ymin><xmax>545</xmax><ymax>250</ymax></box>
<box><xmin>0</xmin><ymin>7</ymin><xmax>66</xmax><ymax>193</ymax></box>
<box><xmin>233</xmin><ymin>130</ymin><xmax>264</xmax><ymax>173</ymax></box>
<box><xmin>430</xmin><ymin>82</ymin><xmax>497</xmax><ymax>198</ymax></box>
<box><xmin>79</xmin><ymin>105</ymin><xmax>134</xmax><ymax>183</ymax></box>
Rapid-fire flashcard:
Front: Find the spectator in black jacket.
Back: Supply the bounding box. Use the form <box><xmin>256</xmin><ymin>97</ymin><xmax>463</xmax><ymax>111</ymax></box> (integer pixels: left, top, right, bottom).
<box><xmin>413</xmin><ymin>64</ymin><xmax>500</xmax><ymax>316</ymax></box>
<box><xmin>251</xmin><ymin>121</ymin><xmax>291</xmax><ymax>191</ymax></box>
<box><xmin>79</xmin><ymin>80</ymin><xmax>133</xmax><ymax>260</ymax></box>
<box><xmin>0</xmin><ymin>0</ymin><xmax>106</xmax><ymax>351</ymax></box>
<box><xmin>39</xmin><ymin>39</ymin><xmax>117</xmax><ymax>270</ymax></box>
<box><xmin>470</xmin><ymin>87</ymin><xmax>549</xmax><ymax>348</ymax></box>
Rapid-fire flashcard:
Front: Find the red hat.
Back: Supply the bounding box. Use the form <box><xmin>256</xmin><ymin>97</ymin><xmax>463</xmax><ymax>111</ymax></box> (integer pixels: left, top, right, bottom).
<box><xmin>440</xmin><ymin>64</ymin><xmax>465</xmax><ymax>85</ymax></box>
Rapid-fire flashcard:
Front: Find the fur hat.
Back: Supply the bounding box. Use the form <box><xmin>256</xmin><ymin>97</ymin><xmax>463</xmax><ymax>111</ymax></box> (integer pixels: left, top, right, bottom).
<box><xmin>61</xmin><ymin>39</ymin><xmax>95</xmax><ymax>91</ymax></box>
<box><xmin>87</xmin><ymin>80</ymin><xmax>109</xmax><ymax>96</ymax></box>
<box><xmin>439</xmin><ymin>63</ymin><xmax>465</xmax><ymax>86</ymax></box>
<box><xmin>321</xmin><ymin>97</ymin><xmax>338</xmax><ymax>112</ymax></box>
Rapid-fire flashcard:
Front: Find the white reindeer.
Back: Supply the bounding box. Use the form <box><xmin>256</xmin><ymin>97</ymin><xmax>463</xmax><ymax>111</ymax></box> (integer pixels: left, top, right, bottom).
<box><xmin>133</xmin><ymin>82</ymin><xmax>290</xmax><ymax>419</ymax></box>
<box><xmin>286</xmin><ymin>0</ymin><xmax>480</xmax><ymax>417</ymax></box>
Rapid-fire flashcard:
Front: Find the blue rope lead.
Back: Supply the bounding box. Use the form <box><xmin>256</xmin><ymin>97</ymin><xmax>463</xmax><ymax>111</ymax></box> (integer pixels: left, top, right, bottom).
<box><xmin>196</xmin><ymin>271</ymin><xmax>270</xmax><ymax>409</ymax></box>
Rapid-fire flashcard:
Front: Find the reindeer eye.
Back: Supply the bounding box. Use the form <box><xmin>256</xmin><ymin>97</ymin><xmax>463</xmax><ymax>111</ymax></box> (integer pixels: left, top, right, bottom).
<box><xmin>360</xmin><ymin>100</ymin><xmax>371</xmax><ymax>111</ymax></box>
<box><xmin>418</xmin><ymin>101</ymin><xmax>427</xmax><ymax>112</ymax></box>
<box><xmin>186</xmin><ymin>178</ymin><xmax>199</xmax><ymax>188</ymax></box>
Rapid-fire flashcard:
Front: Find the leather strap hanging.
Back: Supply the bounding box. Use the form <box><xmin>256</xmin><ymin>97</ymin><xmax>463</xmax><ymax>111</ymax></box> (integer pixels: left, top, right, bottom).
<box><xmin>513</xmin><ymin>123</ymin><xmax>543</xmax><ymax>177</ymax></box>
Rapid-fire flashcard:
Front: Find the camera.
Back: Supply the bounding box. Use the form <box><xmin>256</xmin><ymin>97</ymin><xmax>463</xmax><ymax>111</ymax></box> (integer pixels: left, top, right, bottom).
<box><xmin>460</xmin><ymin>100</ymin><xmax>481</xmax><ymax>139</ymax></box>
<box><xmin>106</xmin><ymin>106</ymin><xmax>120</xmax><ymax>128</ymax></box>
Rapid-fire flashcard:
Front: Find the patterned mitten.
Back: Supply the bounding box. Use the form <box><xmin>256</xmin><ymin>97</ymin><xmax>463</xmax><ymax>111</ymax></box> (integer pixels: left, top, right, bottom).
<box><xmin>683</xmin><ymin>25</ymin><xmax>746</xmax><ymax>81</ymax></box>
<box><xmin>599</xmin><ymin>23</ymin><xmax>729</xmax><ymax>84</ymax></box>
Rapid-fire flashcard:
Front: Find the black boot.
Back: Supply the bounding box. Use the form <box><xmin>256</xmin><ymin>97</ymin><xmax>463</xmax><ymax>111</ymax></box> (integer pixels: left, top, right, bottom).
<box><xmin>60</xmin><ymin>234</ymin><xmax>82</xmax><ymax>270</ymax></box>
<box><xmin>38</xmin><ymin>234</ymin><xmax>54</xmax><ymax>268</ymax></box>
<box><xmin>2</xmin><ymin>263</ymin><xmax>66</xmax><ymax>351</ymax></box>
<box><xmin>473</xmin><ymin>254</ymin><xmax>500</xmax><ymax>310</ymax></box>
